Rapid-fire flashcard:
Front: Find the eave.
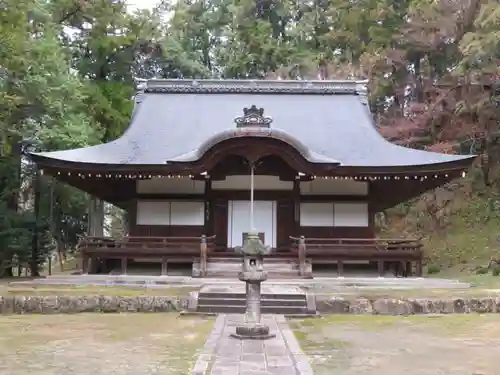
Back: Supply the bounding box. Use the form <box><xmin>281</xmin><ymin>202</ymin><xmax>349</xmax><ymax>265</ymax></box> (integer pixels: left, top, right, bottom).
<box><xmin>33</xmin><ymin>153</ymin><xmax>476</xmax><ymax>211</ymax></box>
<box><xmin>32</xmin><ymin>153</ymin><xmax>476</xmax><ymax>176</ymax></box>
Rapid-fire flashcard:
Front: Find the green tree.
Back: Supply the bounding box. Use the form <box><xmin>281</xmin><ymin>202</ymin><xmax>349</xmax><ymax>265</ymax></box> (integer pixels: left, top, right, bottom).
<box><xmin>0</xmin><ymin>0</ymin><xmax>99</xmax><ymax>276</ymax></box>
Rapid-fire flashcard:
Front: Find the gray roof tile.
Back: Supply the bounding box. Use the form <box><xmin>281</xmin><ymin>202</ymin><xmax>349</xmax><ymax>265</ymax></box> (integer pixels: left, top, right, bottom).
<box><xmin>33</xmin><ymin>79</ymin><xmax>474</xmax><ymax>168</ymax></box>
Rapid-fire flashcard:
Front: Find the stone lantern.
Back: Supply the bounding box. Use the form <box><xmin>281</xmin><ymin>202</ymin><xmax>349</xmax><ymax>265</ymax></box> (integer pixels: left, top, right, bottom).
<box><xmin>230</xmin><ymin>231</ymin><xmax>276</xmax><ymax>340</ymax></box>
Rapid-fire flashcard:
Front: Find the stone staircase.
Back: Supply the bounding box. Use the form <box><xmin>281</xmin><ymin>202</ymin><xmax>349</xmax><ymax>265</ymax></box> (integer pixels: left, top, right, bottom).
<box><xmin>192</xmin><ymin>257</ymin><xmax>312</xmax><ymax>278</ymax></box>
<box><xmin>189</xmin><ymin>284</ymin><xmax>317</xmax><ymax>316</ymax></box>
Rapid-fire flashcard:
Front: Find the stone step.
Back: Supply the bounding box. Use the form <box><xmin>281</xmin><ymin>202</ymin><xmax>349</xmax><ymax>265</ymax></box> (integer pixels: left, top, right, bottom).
<box><xmin>204</xmin><ymin>257</ymin><xmax>299</xmax><ymax>263</ymax></box>
<box><xmin>202</xmin><ymin>264</ymin><xmax>300</xmax><ymax>272</ymax></box>
<box><xmin>195</xmin><ymin>258</ymin><xmax>300</xmax><ymax>269</ymax></box>
<box><xmin>197</xmin><ymin>297</ymin><xmax>307</xmax><ymax>307</ymax></box>
<box><xmin>203</xmin><ymin>271</ymin><xmax>302</xmax><ymax>279</ymax></box>
<box><xmin>198</xmin><ymin>292</ymin><xmax>306</xmax><ymax>300</ymax></box>
<box><xmin>192</xmin><ymin>256</ymin><xmax>309</xmax><ymax>279</ymax></box>
<box><xmin>196</xmin><ymin>304</ymin><xmax>308</xmax><ymax>315</ymax></box>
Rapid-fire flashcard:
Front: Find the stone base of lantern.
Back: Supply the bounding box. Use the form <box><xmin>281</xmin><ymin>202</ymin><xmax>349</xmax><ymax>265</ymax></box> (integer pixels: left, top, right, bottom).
<box><xmin>230</xmin><ymin>323</ymin><xmax>276</xmax><ymax>340</ymax></box>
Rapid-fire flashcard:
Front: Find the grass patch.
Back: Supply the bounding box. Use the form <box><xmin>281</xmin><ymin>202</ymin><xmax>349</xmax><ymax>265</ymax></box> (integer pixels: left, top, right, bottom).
<box><xmin>291</xmin><ymin>315</ymin><xmax>399</xmax><ymax>333</ymax></box>
<box><xmin>315</xmin><ymin>286</ymin><xmax>500</xmax><ymax>300</ymax></box>
<box><xmin>294</xmin><ymin>329</ymin><xmax>349</xmax><ymax>351</ymax></box>
<box><xmin>0</xmin><ymin>283</ymin><xmax>198</xmax><ymax>297</ymax></box>
<box><xmin>428</xmin><ymin>267</ymin><xmax>500</xmax><ymax>289</ymax></box>
<box><xmin>453</xmin><ymin>273</ymin><xmax>500</xmax><ymax>288</ymax></box>
<box><xmin>0</xmin><ymin>313</ymin><xmax>213</xmax><ymax>374</ymax></box>
<box><xmin>291</xmin><ymin>317</ymin><xmax>351</xmax><ymax>354</ymax></box>
<box><xmin>384</xmin><ymin>180</ymin><xmax>500</xmax><ymax>283</ymax></box>
<box><xmin>292</xmin><ymin>313</ymin><xmax>500</xmax><ymax>375</ymax></box>
<box><xmin>402</xmin><ymin>314</ymin><xmax>500</xmax><ymax>336</ymax></box>
<box><xmin>292</xmin><ymin>314</ymin><xmax>500</xmax><ymax>336</ymax></box>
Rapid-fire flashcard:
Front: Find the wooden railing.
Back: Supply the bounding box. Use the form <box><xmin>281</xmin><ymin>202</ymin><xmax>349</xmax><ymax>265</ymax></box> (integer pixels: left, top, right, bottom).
<box><xmin>289</xmin><ymin>236</ymin><xmax>423</xmax><ymax>277</ymax></box>
<box><xmin>80</xmin><ymin>235</ymin><xmax>216</xmax><ymax>254</ymax></box>
<box><xmin>78</xmin><ymin>235</ymin><xmax>423</xmax><ymax>277</ymax></box>
<box><xmin>79</xmin><ymin>235</ymin><xmax>216</xmax><ymax>275</ymax></box>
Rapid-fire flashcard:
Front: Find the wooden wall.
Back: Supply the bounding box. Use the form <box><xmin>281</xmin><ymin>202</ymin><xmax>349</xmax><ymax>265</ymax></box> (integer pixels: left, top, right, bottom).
<box><xmin>128</xmin><ymin>175</ymin><xmax>374</xmax><ymax>246</ymax></box>
<box><xmin>127</xmin><ymin>190</ymin><xmax>375</xmax><ymax>246</ymax></box>
<box><xmin>128</xmin><ymin>199</ymin><xmax>205</xmax><ymax>237</ymax></box>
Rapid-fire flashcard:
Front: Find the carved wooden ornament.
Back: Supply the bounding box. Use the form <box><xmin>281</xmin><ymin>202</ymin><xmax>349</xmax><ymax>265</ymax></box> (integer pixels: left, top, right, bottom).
<box><xmin>234</xmin><ymin>105</ymin><xmax>272</xmax><ymax>128</ymax></box>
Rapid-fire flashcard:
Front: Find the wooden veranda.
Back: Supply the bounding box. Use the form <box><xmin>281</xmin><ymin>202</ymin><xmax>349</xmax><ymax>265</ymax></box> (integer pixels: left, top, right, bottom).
<box><xmin>78</xmin><ymin>235</ymin><xmax>423</xmax><ymax>277</ymax></box>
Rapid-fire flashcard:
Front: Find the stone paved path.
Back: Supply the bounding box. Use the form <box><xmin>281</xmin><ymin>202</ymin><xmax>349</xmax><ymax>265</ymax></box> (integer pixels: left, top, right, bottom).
<box><xmin>191</xmin><ymin>314</ymin><xmax>314</xmax><ymax>375</ymax></box>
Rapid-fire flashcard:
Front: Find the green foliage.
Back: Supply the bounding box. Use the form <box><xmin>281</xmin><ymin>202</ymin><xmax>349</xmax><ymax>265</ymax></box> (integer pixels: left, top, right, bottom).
<box><xmin>0</xmin><ymin>0</ymin><xmax>498</xmax><ymax>278</ymax></box>
<box><xmin>491</xmin><ymin>265</ymin><xmax>500</xmax><ymax>277</ymax></box>
<box><xmin>475</xmin><ymin>266</ymin><xmax>490</xmax><ymax>275</ymax></box>
<box><xmin>426</xmin><ymin>263</ymin><xmax>441</xmax><ymax>275</ymax></box>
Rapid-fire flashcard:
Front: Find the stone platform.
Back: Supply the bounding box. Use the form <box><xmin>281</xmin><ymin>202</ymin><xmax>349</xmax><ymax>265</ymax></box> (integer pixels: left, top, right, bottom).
<box><xmin>193</xmin><ymin>257</ymin><xmax>308</xmax><ymax>278</ymax></box>
<box><xmin>191</xmin><ymin>284</ymin><xmax>316</xmax><ymax>316</ymax></box>
<box><xmin>200</xmin><ymin>284</ymin><xmax>304</xmax><ymax>295</ymax></box>
<box><xmin>16</xmin><ymin>274</ymin><xmax>472</xmax><ymax>290</ymax></box>
<box><xmin>191</xmin><ymin>314</ymin><xmax>313</xmax><ymax>375</ymax></box>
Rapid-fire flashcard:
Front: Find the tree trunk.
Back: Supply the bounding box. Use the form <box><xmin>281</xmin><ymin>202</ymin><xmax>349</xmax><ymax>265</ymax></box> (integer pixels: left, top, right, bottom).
<box><xmin>57</xmin><ymin>239</ymin><xmax>65</xmax><ymax>272</ymax></box>
<box><xmin>2</xmin><ymin>265</ymin><xmax>13</xmax><ymax>278</ymax></box>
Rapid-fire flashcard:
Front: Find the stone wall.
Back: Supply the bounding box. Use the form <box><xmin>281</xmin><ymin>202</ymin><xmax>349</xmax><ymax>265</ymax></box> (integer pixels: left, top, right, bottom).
<box><xmin>0</xmin><ymin>296</ymin><xmax>190</xmax><ymax>314</ymax></box>
<box><xmin>2</xmin><ymin>295</ymin><xmax>500</xmax><ymax>315</ymax></box>
<box><xmin>315</xmin><ymin>296</ymin><xmax>500</xmax><ymax>315</ymax></box>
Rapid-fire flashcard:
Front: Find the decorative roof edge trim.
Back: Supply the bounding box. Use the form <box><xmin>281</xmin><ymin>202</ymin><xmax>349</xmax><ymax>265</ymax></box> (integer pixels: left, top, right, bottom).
<box><xmin>141</xmin><ymin>79</ymin><xmax>369</xmax><ymax>95</ymax></box>
<box><xmin>28</xmin><ymin>152</ymin><xmax>476</xmax><ymax>174</ymax></box>
<box><xmin>166</xmin><ymin>127</ymin><xmax>341</xmax><ymax>165</ymax></box>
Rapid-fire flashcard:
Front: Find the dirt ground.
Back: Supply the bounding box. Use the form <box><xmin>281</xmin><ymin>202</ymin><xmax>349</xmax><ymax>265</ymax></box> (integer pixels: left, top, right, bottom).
<box><xmin>0</xmin><ymin>313</ymin><xmax>213</xmax><ymax>375</ymax></box>
<box><xmin>291</xmin><ymin>314</ymin><xmax>500</xmax><ymax>375</ymax></box>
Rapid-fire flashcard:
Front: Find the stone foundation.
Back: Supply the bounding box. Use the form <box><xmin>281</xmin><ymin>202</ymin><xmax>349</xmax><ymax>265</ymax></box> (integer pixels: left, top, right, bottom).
<box><xmin>0</xmin><ymin>296</ymin><xmax>189</xmax><ymax>314</ymax></box>
<box><xmin>1</xmin><ymin>295</ymin><xmax>500</xmax><ymax>315</ymax></box>
<box><xmin>315</xmin><ymin>296</ymin><xmax>500</xmax><ymax>315</ymax></box>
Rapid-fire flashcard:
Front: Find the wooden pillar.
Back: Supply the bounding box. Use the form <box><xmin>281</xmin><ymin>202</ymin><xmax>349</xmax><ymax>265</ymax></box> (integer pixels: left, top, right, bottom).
<box><xmin>416</xmin><ymin>259</ymin><xmax>423</xmax><ymax>277</ymax></box>
<box><xmin>377</xmin><ymin>260</ymin><xmax>385</xmax><ymax>277</ymax></box>
<box><xmin>120</xmin><ymin>257</ymin><xmax>127</xmax><ymax>275</ymax></box>
<box><xmin>101</xmin><ymin>258</ymin><xmax>107</xmax><ymax>274</ymax></box>
<box><xmin>87</xmin><ymin>198</ymin><xmax>94</xmax><ymax>236</ymax></box>
<box><xmin>337</xmin><ymin>260</ymin><xmax>344</xmax><ymax>277</ymax></box>
<box><xmin>161</xmin><ymin>257</ymin><xmax>168</xmax><ymax>276</ymax></box>
<box><xmin>82</xmin><ymin>254</ymin><xmax>90</xmax><ymax>274</ymax></box>
<box><xmin>96</xmin><ymin>199</ymin><xmax>104</xmax><ymax>236</ymax></box>
<box><xmin>405</xmin><ymin>261</ymin><xmax>412</xmax><ymax>277</ymax></box>
<box><xmin>293</xmin><ymin>179</ymin><xmax>301</xmax><ymax>235</ymax></box>
<box><xmin>297</xmin><ymin>235</ymin><xmax>306</xmax><ymax>277</ymax></box>
<box><xmin>200</xmin><ymin>234</ymin><xmax>207</xmax><ymax>277</ymax></box>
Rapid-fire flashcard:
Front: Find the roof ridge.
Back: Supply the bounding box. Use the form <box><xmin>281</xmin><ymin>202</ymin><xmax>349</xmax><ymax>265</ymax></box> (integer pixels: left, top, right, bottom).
<box><xmin>142</xmin><ymin>78</ymin><xmax>369</xmax><ymax>95</ymax></box>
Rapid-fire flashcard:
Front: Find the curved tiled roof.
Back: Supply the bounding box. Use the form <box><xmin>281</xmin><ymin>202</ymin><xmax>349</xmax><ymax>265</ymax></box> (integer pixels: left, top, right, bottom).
<box><xmin>32</xmin><ymin>79</ymin><xmax>475</xmax><ymax>168</ymax></box>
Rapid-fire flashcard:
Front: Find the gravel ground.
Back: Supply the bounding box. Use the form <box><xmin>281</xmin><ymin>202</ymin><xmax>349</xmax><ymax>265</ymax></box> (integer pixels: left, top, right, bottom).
<box><xmin>0</xmin><ymin>313</ymin><xmax>213</xmax><ymax>375</ymax></box>
<box><xmin>292</xmin><ymin>314</ymin><xmax>500</xmax><ymax>375</ymax></box>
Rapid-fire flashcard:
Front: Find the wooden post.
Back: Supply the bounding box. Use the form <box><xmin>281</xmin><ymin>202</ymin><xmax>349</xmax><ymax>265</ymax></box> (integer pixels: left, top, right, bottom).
<box><xmin>416</xmin><ymin>259</ymin><xmax>423</xmax><ymax>276</ymax></box>
<box><xmin>298</xmin><ymin>236</ymin><xmax>306</xmax><ymax>277</ymax></box>
<box><xmin>82</xmin><ymin>254</ymin><xmax>89</xmax><ymax>274</ymax></box>
<box><xmin>405</xmin><ymin>261</ymin><xmax>412</xmax><ymax>277</ymax></box>
<box><xmin>377</xmin><ymin>260</ymin><xmax>385</xmax><ymax>277</ymax></box>
<box><xmin>337</xmin><ymin>260</ymin><xmax>344</xmax><ymax>277</ymax></box>
<box><xmin>292</xmin><ymin>180</ymin><xmax>300</xmax><ymax>234</ymax></box>
<box><xmin>200</xmin><ymin>234</ymin><xmax>207</xmax><ymax>277</ymax></box>
<box><xmin>161</xmin><ymin>257</ymin><xmax>168</xmax><ymax>276</ymax></box>
<box><xmin>120</xmin><ymin>257</ymin><xmax>127</xmax><ymax>275</ymax></box>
